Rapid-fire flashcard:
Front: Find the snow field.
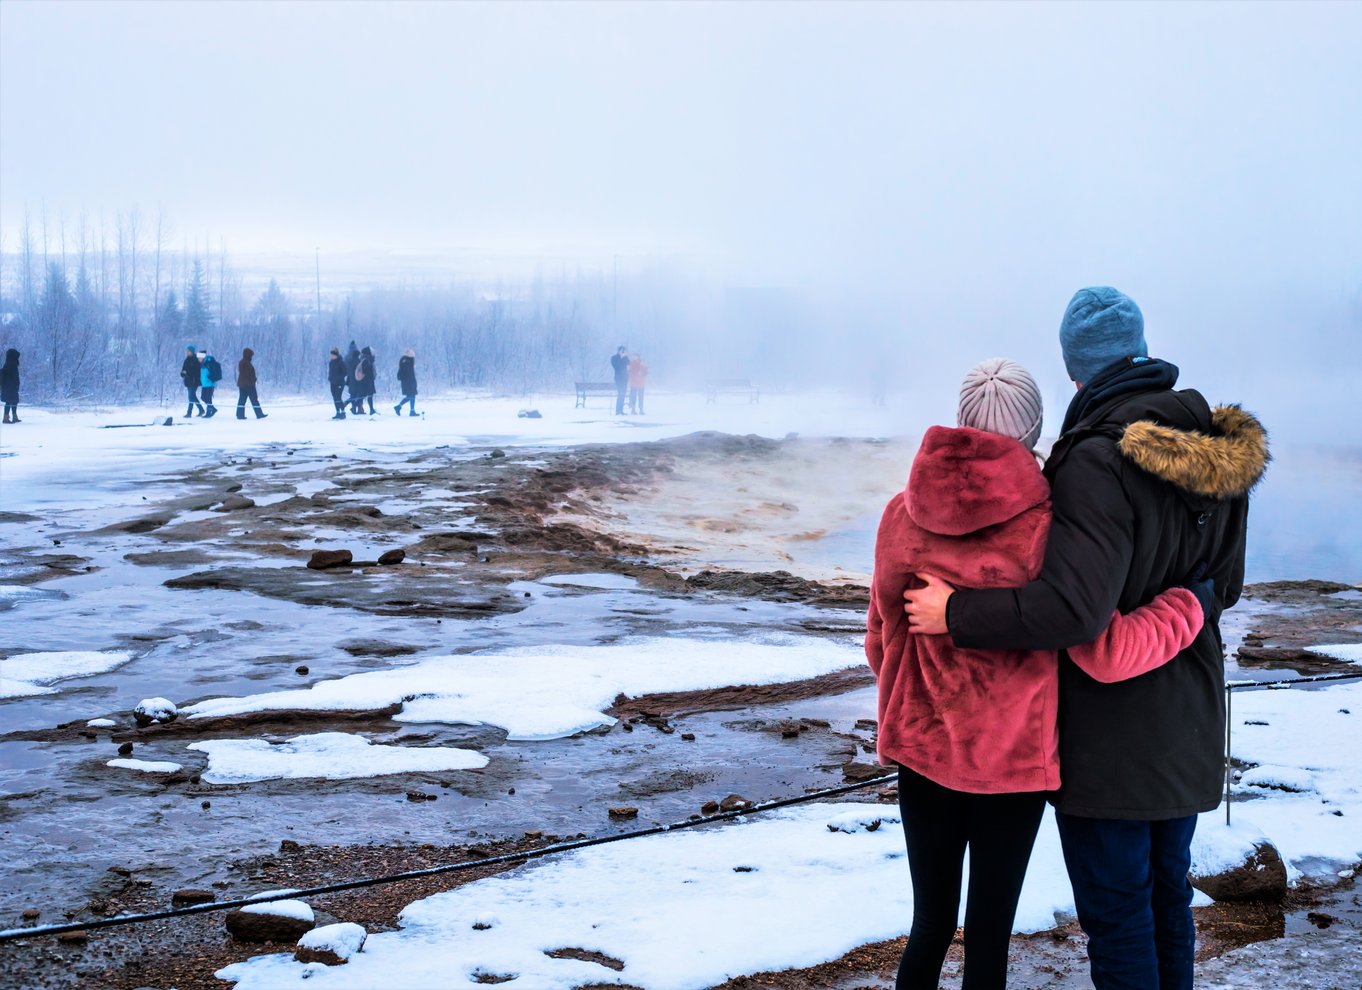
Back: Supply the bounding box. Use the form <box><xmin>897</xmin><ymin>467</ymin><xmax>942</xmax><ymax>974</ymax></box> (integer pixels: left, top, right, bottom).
<box><xmin>218</xmin><ymin>802</ymin><xmax>1076</xmax><ymax>990</ymax></box>
<box><xmin>188</xmin><ymin>732</ymin><xmax>488</xmax><ymax>784</ymax></box>
<box><xmin>0</xmin><ymin>651</ymin><xmax>133</xmax><ymax>699</ymax></box>
<box><xmin>1222</xmin><ymin>680</ymin><xmax>1362</xmax><ymax>874</ymax></box>
<box><xmin>184</xmin><ymin>634</ymin><xmax>864</xmax><ymax>741</ymax></box>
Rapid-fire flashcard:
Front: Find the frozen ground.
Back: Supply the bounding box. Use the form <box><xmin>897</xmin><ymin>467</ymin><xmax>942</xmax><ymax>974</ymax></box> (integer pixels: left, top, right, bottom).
<box><xmin>1</xmin><ymin>389</ymin><xmax>1359</xmax><ymax>989</ymax></box>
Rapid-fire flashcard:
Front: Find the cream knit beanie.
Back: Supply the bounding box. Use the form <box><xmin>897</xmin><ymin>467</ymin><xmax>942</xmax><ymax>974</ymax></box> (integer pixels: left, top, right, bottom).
<box><xmin>957</xmin><ymin>358</ymin><xmax>1044</xmax><ymax>450</ymax></box>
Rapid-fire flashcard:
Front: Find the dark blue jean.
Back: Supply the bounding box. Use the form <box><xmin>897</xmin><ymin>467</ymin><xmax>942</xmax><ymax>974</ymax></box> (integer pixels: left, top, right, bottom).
<box><xmin>1055</xmin><ymin>812</ymin><xmax>1198</xmax><ymax>990</ymax></box>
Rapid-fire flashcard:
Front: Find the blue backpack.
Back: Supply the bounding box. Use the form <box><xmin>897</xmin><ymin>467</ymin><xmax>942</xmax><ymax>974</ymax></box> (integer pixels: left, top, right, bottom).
<box><xmin>205</xmin><ymin>356</ymin><xmax>223</xmax><ymax>383</ymax></box>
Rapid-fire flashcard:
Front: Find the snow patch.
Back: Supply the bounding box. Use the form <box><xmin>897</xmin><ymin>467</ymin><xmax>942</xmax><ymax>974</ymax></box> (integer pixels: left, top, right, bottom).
<box><xmin>187</xmin><ymin>732</ymin><xmax>488</xmax><ymax>784</ymax></box>
<box><xmin>185</xmin><ymin>635</ymin><xmax>861</xmax><ymax>741</ymax></box>
<box><xmin>217</xmin><ymin>802</ymin><xmax>1076</xmax><ymax>990</ymax></box>
<box><xmin>1311</xmin><ymin>642</ymin><xmax>1362</xmax><ymax>664</ymax></box>
<box><xmin>107</xmin><ymin>759</ymin><xmax>184</xmax><ymax>773</ymax></box>
<box><xmin>86</xmin><ymin>718</ymin><xmax>117</xmax><ymax>728</ymax></box>
<box><xmin>241</xmin><ymin>896</ymin><xmax>314</xmax><ymax>922</ymax></box>
<box><xmin>297</xmin><ymin>922</ymin><xmax>366</xmax><ymax>959</ymax></box>
<box><xmin>1239</xmin><ymin>765</ymin><xmax>1316</xmax><ymax>793</ymax></box>
<box><xmin>0</xmin><ymin>651</ymin><xmax>134</xmax><ymax>699</ymax></box>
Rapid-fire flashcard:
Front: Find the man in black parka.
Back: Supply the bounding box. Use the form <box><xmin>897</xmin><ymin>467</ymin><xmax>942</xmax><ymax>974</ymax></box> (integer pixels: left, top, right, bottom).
<box><xmin>328</xmin><ymin>348</ymin><xmax>348</xmax><ymax>420</ymax></box>
<box><xmin>610</xmin><ymin>345</ymin><xmax>629</xmax><ymax>416</ymax></box>
<box><xmin>905</xmin><ymin>287</ymin><xmax>1268</xmax><ymax>990</ymax></box>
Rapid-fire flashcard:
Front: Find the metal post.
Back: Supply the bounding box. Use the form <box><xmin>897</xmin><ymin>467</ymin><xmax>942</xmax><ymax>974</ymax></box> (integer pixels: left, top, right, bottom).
<box><xmin>1225</xmin><ymin>684</ymin><xmax>1233</xmax><ymax>826</ymax></box>
<box><xmin>315</xmin><ymin>247</ymin><xmax>322</xmax><ymax>331</ymax></box>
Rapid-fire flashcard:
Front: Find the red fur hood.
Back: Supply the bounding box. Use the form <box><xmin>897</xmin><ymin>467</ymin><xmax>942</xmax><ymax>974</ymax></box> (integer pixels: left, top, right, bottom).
<box><xmin>905</xmin><ymin>426</ymin><xmax>1050</xmax><ymax>536</ymax></box>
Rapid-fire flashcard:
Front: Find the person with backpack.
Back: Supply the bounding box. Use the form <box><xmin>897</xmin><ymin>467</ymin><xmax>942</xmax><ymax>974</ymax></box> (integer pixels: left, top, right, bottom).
<box><xmin>199</xmin><ymin>350</ymin><xmax>223</xmax><ymax>418</ymax></box>
<box><xmin>395</xmin><ymin>348</ymin><xmax>418</xmax><ymax>416</ymax></box>
<box><xmin>181</xmin><ymin>345</ymin><xmax>205</xmax><ymax>418</ymax></box>
<box><xmin>1</xmin><ymin>348</ymin><xmax>20</xmax><ymax>424</ymax></box>
<box><xmin>328</xmin><ymin>348</ymin><xmax>348</xmax><ymax>419</ymax></box>
<box><xmin>355</xmin><ymin>345</ymin><xmax>377</xmax><ymax>415</ymax></box>
<box><xmin>235</xmin><ymin>347</ymin><xmax>267</xmax><ymax>420</ymax></box>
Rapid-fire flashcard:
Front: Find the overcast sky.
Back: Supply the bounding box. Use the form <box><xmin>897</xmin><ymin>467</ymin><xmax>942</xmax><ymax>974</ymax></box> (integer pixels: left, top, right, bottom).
<box><xmin>2</xmin><ymin>0</ymin><xmax>1359</xmax><ymax>433</ymax></box>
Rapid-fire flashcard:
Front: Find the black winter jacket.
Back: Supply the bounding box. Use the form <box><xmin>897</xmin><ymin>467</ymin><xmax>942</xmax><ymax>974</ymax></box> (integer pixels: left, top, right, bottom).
<box><xmin>947</xmin><ymin>360</ymin><xmax>1268</xmax><ymax>820</ymax></box>
<box><xmin>181</xmin><ymin>353</ymin><xmax>201</xmax><ymax>389</ymax></box>
<box><xmin>328</xmin><ymin>356</ymin><xmax>347</xmax><ymax>387</ymax></box>
<box><xmin>397</xmin><ymin>356</ymin><xmax>417</xmax><ymax>396</ymax></box>
<box><xmin>355</xmin><ymin>353</ymin><xmax>376</xmax><ymax>398</ymax></box>
<box><xmin>1</xmin><ymin>349</ymin><xmax>19</xmax><ymax>404</ymax></box>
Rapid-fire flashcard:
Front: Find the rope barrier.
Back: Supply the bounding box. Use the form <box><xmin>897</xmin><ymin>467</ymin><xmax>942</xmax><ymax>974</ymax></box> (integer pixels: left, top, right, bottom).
<box><xmin>0</xmin><ymin>773</ymin><xmax>898</xmax><ymax>943</ymax></box>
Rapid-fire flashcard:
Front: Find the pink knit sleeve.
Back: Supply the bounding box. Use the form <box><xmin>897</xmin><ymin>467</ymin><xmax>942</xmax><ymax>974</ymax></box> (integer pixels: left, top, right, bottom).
<box><xmin>1067</xmin><ymin>588</ymin><xmax>1205</xmax><ymax>684</ymax></box>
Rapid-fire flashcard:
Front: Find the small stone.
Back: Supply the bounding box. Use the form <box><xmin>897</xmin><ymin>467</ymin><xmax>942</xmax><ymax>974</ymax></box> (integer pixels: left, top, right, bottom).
<box><xmin>214</xmin><ymin>494</ymin><xmax>256</xmax><ymax>512</ymax></box>
<box><xmin>22</xmin><ymin>908</ymin><xmax>39</xmax><ymax>920</ymax></box>
<box><xmin>681</xmin><ymin>733</ymin><xmax>695</xmax><ymax>741</ymax></box>
<box><xmin>189</xmin><ymin>774</ymin><xmax>201</xmax><ymax>784</ymax></box>
<box><xmin>489</xmin><ymin>449</ymin><xmax>506</xmax><ymax>458</ymax></box>
<box><xmin>57</xmin><ymin>930</ymin><xmax>88</xmax><ymax>944</ymax></box>
<box><xmin>781</xmin><ymin>727</ymin><xmax>800</xmax><ymax>739</ymax></box>
<box><xmin>280</xmin><ymin>839</ymin><xmax>302</xmax><ymax>854</ymax></box>
<box><xmin>133</xmin><ymin>697</ymin><xmax>178</xmax><ymax>727</ymax></box>
<box><xmin>700</xmin><ymin>800</ymin><xmax>720</xmax><ymax>815</ymax></box>
<box><xmin>118</xmin><ymin>742</ymin><xmax>135</xmax><ymax>756</ymax></box>
<box><xmin>377</xmin><ymin>549</ymin><xmax>406</xmax><ymax>566</ymax></box>
<box><xmin>226</xmin><ymin>903</ymin><xmax>315</xmax><ymax>943</ymax></box>
<box><xmin>295</xmin><ymin>665</ymin><xmax>309</xmax><ymax>675</ymax></box>
<box><xmin>172</xmin><ymin>888</ymin><xmax>215</xmax><ymax>907</ymax></box>
<box><xmin>1191</xmin><ymin>839</ymin><xmax>1288</xmax><ymax>901</ymax></box>
<box><xmin>524</xmin><ymin>831</ymin><xmax>542</xmax><ymax>840</ymax></box>
<box><xmin>608</xmin><ymin>806</ymin><xmax>639</xmax><ymax>819</ymax></box>
<box><xmin>307</xmin><ymin>549</ymin><xmax>353</xmax><ymax>570</ymax></box>
<box><xmin>294</xmin><ymin>922</ymin><xmax>367</xmax><ymax>965</ymax></box>
<box><xmin>719</xmin><ymin>794</ymin><xmax>753</xmax><ymax>812</ymax></box>
<box><xmin>107</xmin><ymin>865</ymin><xmax>133</xmax><ymax>876</ymax></box>
<box><xmin>201</xmin><ymin>801</ymin><xmax>212</xmax><ymax>809</ymax></box>
<box><xmin>507</xmin><ymin>787</ymin><xmax>515</xmax><ymax>795</ymax></box>
<box><xmin>621</xmin><ymin>722</ymin><xmax>633</xmax><ymax>732</ymax></box>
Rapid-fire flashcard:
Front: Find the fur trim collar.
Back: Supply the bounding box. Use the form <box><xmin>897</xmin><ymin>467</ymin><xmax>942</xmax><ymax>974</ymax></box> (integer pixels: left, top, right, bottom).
<box><xmin>1118</xmin><ymin>405</ymin><xmax>1269</xmax><ymax>499</ymax></box>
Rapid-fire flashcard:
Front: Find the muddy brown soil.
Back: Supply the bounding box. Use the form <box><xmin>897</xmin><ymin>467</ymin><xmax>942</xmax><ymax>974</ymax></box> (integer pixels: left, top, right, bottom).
<box><xmin>1236</xmin><ymin>580</ymin><xmax>1362</xmax><ymax>674</ymax></box>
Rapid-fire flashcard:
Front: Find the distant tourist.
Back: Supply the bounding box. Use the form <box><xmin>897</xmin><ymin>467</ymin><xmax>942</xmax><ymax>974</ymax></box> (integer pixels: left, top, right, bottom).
<box><xmin>328</xmin><ymin>347</ymin><xmax>348</xmax><ymax>420</ymax></box>
<box><xmin>610</xmin><ymin>345</ymin><xmax>629</xmax><ymax>416</ymax></box>
<box><xmin>1</xmin><ymin>348</ymin><xmax>20</xmax><ymax>424</ymax></box>
<box><xmin>180</xmin><ymin>345</ymin><xmax>205</xmax><ymax>418</ymax></box>
<box><xmin>628</xmin><ymin>352</ymin><xmax>648</xmax><ymax>414</ymax></box>
<box><xmin>395</xmin><ymin>348</ymin><xmax>418</xmax><ymax>416</ymax></box>
<box><xmin>354</xmin><ymin>345</ymin><xmax>377</xmax><ymax>415</ymax></box>
<box><xmin>235</xmin><ymin>348</ymin><xmax>267</xmax><ymax>420</ymax></box>
<box><xmin>199</xmin><ymin>350</ymin><xmax>223</xmax><ymax>418</ymax></box>
<box><xmin>345</xmin><ymin>340</ymin><xmax>362</xmax><ymax>414</ymax></box>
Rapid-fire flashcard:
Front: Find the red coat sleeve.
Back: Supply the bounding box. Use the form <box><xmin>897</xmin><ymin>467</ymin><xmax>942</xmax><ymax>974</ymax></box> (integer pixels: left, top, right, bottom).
<box><xmin>1066</xmin><ymin>588</ymin><xmax>1204</xmax><ymax>684</ymax></box>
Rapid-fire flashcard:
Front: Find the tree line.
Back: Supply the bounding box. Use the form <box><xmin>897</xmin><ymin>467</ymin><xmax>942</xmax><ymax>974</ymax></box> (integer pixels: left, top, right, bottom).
<box><xmin>0</xmin><ymin>209</ymin><xmax>732</xmax><ymax>405</ymax></box>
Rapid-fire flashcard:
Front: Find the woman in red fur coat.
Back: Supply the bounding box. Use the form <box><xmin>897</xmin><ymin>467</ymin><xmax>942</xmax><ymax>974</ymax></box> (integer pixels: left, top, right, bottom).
<box><xmin>865</xmin><ymin>358</ymin><xmax>1205</xmax><ymax>990</ymax></box>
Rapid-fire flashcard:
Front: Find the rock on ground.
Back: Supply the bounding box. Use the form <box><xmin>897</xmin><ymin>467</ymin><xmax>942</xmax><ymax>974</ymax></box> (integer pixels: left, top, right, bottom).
<box><xmin>295</xmin><ymin>922</ymin><xmax>367</xmax><ymax>965</ymax></box>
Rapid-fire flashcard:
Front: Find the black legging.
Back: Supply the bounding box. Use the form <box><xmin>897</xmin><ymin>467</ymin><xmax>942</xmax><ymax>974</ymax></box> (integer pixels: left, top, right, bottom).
<box><xmin>896</xmin><ymin>765</ymin><xmax>1046</xmax><ymax>990</ymax></box>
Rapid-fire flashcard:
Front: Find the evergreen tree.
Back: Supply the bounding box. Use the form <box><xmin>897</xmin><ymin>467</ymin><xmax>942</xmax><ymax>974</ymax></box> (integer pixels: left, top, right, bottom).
<box><xmin>184</xmin><ymin>258</ymin><xmax>214</xmax><ymax>341</ymax></box>
<box><xmin>38</xmin><ymin>263</ymin><xmax>76</xmax><ymax>389</ymax></box>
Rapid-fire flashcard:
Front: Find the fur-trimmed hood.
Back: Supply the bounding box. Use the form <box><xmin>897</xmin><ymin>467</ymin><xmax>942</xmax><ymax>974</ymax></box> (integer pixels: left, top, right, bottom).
<box><xmin>1118</xmin><ymin>405</ymin><xmax>1269</xmax><ymax>500</ymax></box>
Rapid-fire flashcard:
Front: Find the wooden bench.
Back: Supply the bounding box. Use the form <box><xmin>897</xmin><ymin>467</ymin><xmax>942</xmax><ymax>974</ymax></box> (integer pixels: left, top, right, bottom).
<box><xmin>705</xmin><ymin>379</ymin><xmax>760</xmax><ymax>404</ymax></box>
<box><xmin>574</xmin><ymin>381</ymin><xmax>621</xmax><ymax>408</ymax></box>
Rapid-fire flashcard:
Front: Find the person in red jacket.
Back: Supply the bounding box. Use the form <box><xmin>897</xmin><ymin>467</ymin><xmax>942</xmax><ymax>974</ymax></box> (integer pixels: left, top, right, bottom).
<box><xmin>866</xmin><ymin>357</ymin><xmax>1206</xmax><ymax>990</ymax></box>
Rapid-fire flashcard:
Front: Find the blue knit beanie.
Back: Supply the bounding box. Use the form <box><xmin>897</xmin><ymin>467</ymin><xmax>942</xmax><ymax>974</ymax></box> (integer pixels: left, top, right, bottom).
<box><xmin>1058</xmin><ymin>287</ymin><xmax>1146</xmax><ymax>383</ymax></box>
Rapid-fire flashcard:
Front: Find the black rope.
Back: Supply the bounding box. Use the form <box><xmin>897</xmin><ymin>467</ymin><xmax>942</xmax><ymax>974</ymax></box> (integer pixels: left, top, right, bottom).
<box><xmin>0</xmin><ymin>773</ymin><xmax>898</xmax><ymax>943</ymax></box>
<box><xmin>1226</xmin><ymin>670</ymin><xmax>1362</xmax><ymax>691</ymax></box>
